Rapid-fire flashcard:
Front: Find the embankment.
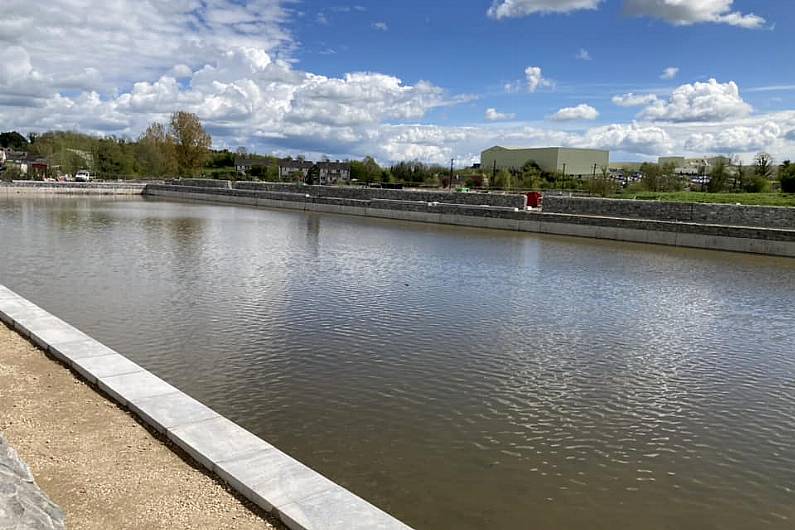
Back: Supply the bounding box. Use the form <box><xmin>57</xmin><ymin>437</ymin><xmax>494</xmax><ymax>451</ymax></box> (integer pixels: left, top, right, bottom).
<box><xmin>0</xmin><ymin>181</ymin><xmax>145</xmax><ymax>195</ymax></box>
<box><xmin>144</xmin><ymin>183</ymin><xmax>795</xmax><ymax>258</ymax></box>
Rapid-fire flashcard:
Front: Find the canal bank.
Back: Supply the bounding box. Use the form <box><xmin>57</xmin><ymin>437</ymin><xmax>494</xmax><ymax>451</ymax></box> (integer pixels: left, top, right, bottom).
<box><xmin>0</xmin><ymin>322</ymin><xmax>280</xmax><ymax>530</ymax></box>
<box><xmin>2</xmin><ymin>180</ymin><xmax>793</xmax><ymax>257</ymax></box>
<box><xmin>0</xmin><ymin>285</ymin><xmax>410</xmax><ymax>530</ymax></box>
<box><xmin>0</xmin><ymin>181</ymin><xmax>146</xmax><ymax>195</ymax></box>
<box><xmin>145</xmin><ymin>183</ymin><xmax>795</xmax><ymax>258</ymax></box>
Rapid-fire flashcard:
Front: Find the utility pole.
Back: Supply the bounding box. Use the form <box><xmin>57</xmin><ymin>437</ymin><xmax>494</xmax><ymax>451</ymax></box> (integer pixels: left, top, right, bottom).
<box><xmin>449</xmin><ymin>158</ymin><xmax>454</xmax><ymax>190</ymax></box>
<box><xmin>492</xmin><ymin>160</ymin><xmax>497</xmax><ymax>188</ymax></box>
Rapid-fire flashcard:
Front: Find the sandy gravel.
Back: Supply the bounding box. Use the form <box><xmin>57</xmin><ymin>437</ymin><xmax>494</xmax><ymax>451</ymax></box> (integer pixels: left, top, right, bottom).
<box><xmin>0</xmin><ymin>323</ymin><xmax>285</xmax><ymax>530</ymax></box>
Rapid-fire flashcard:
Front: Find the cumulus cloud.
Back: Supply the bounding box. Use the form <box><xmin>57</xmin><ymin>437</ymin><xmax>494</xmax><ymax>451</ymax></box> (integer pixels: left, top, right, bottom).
<box><xmin>576</xmin><ymin>48</ymin><xmax>592</xmax><ymax>61</ymax></box>
<box><xmin>624</xmin><ymin>0</ymin><xmax>766</xmax><ymax>28</ymax></box>
<box><xmin>684</xmin><ymin>121</ymin><xmax>781</xmax><ymax>152</ymax></box>
<box><xmin>612</xmin><ymin>93</ymin><xmax>660</xmax><ymax>107</ymax></box>
<box><xmin>487</xmin><ymin>0</ymin><xmax>603</xmax><ymax>19</ymax></box>
<box><xmin>372</xmin><ymin>21</ymin><xmax>388</xmax><ymax>31</ymax></box>
<box><xmin>640</xmin><ymin>79</ymin><xmax>752</xmax><ymax>122</ymax></box>
<box><xmin>485</xmin><ymin>108</ymin><xmax>516</xmax><ymax>121</ymax></box>
<box><xmin>580</xmin><ymin>122</ymin><xmax>673</xmax><ymax>154</ymax></box>
<box><xmin>525</xmin><ymin>66</ymin><xmax>554</xmax><ymax>92</ymax></box>
<box><xmin>550</xmin><ymin>104</ymin><xmax>599</xmax><ymax>121</ymax></box>
<box><xmin>660</xmin><ymin>66</ymin><xmax>679</xmax><ymax>80</ymax></box>
<box><xmin>1</xmin><ymin>0</ymin><xmax>792</xmax><ymax>165</ymax></box>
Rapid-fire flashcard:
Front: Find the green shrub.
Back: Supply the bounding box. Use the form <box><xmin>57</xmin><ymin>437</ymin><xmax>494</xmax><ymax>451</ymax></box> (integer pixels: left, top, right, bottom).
<box><xmin>780</xmin><ymin>162</ymin><xmax>795</xmax><ymax>193</ymax></box>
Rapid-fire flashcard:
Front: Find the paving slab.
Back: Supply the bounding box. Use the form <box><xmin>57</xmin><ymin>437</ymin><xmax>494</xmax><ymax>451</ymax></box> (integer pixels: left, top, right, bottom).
<box><xmin>278</xmin><ymin>486</ymin><xmax>412</xmax><ymax>530</ymax></box>
<box><xmin>130</xmin><ymin>391</ymin><xmax>220</xmax><ymax>433</ymax></box>
<box><xmin>215</xmin><ymin>448</ymin><xmax>337</xmax><ymax>511</ymax></box>
<box><xmin>168</xmin><ymin>416</ymin><xmax>272</xmax><ymax>472</ymax></box>
<box><xmin>70</xmin><ymin>353</ymin><xmax>144</xmax><ymax>383</ymax></box>
<box><xmin>3</xmin><ymin>307</ymin><xmax>51</xmax><ymax>332</ymax></box>
<box><xmin>25</xmin><ymin>319</ymin><xmax>91</xmax><ymax>351</ymax></box>
<box><xmin>98</xmin><ymin>370</ymin><xmax>179</xmax><ymax>407</ymax></box>
<box><xmin>48</xmin><ymin>338</ymin><xmax>119</xmax><ymax>363</ymax></box>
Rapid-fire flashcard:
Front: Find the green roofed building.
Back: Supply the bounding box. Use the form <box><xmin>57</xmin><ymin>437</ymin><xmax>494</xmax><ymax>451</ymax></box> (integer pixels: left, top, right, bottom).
<box><xmin>481</xmin><ymin>146</ymin><xmax>610</xmax><ymax>177</ymax></box>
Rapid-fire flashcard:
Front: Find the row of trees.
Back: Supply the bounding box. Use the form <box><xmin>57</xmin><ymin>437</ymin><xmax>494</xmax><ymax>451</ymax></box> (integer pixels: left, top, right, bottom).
<box><xmin>2</xmin><ymin>112</ymin><xmax>212</xmax><ymax>180</ymax></box>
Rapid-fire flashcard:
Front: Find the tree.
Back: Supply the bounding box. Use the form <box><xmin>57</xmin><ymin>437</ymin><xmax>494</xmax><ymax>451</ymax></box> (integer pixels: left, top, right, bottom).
<box><xmin>493</xmin><ymin>168</ymin><xmax>513</xmax><ymax>191</ymax></box>
<box><xmin>586</xmin><ymin>166</ymin><xmax>617</xmax><ymax>197</ymax></box>
<box><xmin>779</xmin><ymin>160</ymin><xmax>795</xmax><ymax>193</ymax></box>
<box><xmin>754</xmin><ymin>152</ymin><xmax>774</xmax><ymax>179</ymax></box>
<box><xmin>708</xmin><ymin>158</ymin><xmax>729</xmax><ymax>193</ymax></box>
<box><xmin>0</xmin><ymin>131</ymin><xmax>29</xmax><ymax>150</ymax></box>
<box><xmin>350</xmin><ymin>156</ymin><xmax>381</xmax><ymax>184</ymax></box>
<box><xmin>137</xmin><ymin>122</ymin><xmax>175</xmax><ymax>177</ymax></box>
<box><xmin>168</xmin><ymin>111</ymin><xmax>211</xmax><ymax>177</ymax></box>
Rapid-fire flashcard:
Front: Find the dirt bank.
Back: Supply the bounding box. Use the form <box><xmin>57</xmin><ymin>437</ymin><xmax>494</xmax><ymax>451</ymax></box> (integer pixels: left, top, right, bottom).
<box><xmin>0</xmin><ymin>323</ymin><xmax>284</xmax><ymax>529</ymax></box>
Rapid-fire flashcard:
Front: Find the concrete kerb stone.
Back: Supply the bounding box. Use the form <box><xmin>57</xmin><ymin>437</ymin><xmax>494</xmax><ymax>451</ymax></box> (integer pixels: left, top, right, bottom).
<box><xmin>215</xmin><ymin>448</ymin><xmax>338</xmax><ymax>512</ymax></box>
<box><xmin>98</xmin><ymin>370</ymin><xmax>179</xmax><ymax>408</ymax></box>
<box><xmin>167</xmin><ymin>416</ymin><xmax>272</xmax><ymax>472</ymax></box>
<box><xmin>48</xmin><ymin>338</ymin><xmax>119</xmax><ymax>363</ymax></box>
<box><xmin>0</xmin><ymin>285</ymin><xmax>415</xmax><ymax>530</ymax></box>
<box><xmin>130</xmin><ymin>392</ymin><xmax>220</xmax><ymax>433</ymax></box>
<box><xmin>278</xmin><ymin>487</ymin><xmax>413</xmax><ymax>530</ymax></box>
<box><xmin>71</xmin><ymin>354</ymin><xmax>144</xmax><ymax>384</ymax></box>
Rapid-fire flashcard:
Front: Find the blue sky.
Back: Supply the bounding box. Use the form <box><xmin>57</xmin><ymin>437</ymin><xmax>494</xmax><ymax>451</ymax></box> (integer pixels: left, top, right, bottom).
<box><xmin>295</xmin><ymin>0</ymin><xmax>794</xmax><ymax>125</ymax></box>
<box><xmin>1</xmin><ymin>0</ymin><xmax>794</xmax><ymax>164</ymax></box>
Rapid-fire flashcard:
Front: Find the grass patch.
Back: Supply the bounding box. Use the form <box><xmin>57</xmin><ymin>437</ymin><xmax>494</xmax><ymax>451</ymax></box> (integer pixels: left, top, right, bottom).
<box><xmin>612</xmin><ymin>192</ymin><xmax>795</xmax><ymax>207</ymax></box>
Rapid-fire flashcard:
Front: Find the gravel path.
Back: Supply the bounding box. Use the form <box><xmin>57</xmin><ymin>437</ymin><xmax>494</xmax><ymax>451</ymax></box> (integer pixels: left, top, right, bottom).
<box><xmin>0</xmin><ymin>323</ymin><xmax>285</xmax><ymax>529</ymax></box>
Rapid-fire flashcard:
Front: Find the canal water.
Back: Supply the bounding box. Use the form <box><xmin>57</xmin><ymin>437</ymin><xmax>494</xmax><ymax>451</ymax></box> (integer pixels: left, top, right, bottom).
<box><xmin>1</xmin><ymin>196</ymin><xmax>794</xmax><ymax>530</ymax></box>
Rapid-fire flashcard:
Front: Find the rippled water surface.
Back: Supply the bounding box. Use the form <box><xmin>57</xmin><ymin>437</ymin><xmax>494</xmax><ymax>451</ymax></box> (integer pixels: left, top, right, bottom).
<box><xmin>1</xmin><ymin>196</ymin><xmax>794</xmax><ymax>529</ymax></box>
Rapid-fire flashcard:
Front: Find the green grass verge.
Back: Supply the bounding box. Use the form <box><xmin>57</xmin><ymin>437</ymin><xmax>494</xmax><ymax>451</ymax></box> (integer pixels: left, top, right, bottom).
<box><xmin>612</xmin><ymin>192</ymin><xmax>795</xmax><ymax>207</ymax></box>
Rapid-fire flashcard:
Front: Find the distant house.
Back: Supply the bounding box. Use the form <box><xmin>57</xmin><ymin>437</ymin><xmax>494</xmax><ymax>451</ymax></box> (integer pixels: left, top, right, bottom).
<box><xmin>315</xmin><ymin>161</ymin><xmax>351</xmax><ymax>185</ymax></box>
<box><xmin>235</xmin><ymin>156</ymin><xmax>257</xmax><ymax>175</ymax></box>
<box><xmin>278</xmin><ymin>158</ymin><xmax>314</xmax><ymax>181</ymax></box>
<box><xmin>1</xmin><ymin>149</ymin><xmax>32</xmax><ymax>175</ymax></box>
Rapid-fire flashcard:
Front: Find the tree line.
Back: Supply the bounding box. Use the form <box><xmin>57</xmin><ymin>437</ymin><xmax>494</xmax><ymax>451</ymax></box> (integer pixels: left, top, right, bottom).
<box><xmin>1</xmin><ymin>111</ymin><xmax>211</xmax><ymax>180</ymax></box>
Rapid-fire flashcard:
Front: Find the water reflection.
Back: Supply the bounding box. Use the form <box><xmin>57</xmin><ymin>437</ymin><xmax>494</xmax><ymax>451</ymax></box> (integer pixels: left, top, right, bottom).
<box><xmin>1</xmin><ymin>196</ymin><xmax>794</xmax><ymax>530</ymax></box>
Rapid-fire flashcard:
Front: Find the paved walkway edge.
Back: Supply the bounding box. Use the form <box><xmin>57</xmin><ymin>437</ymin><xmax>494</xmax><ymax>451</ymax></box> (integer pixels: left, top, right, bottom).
<box><xmin>0</xmin><ymin>284</ymin><xmax>412</xmax><ymax>530</ymax></box>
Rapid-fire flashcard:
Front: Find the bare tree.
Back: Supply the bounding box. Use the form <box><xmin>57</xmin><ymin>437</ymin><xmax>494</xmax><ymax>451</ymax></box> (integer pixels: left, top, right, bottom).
<box><xmin>754</xmin><ymin>152</ymin><xmax>774</xmax><ymax>179</ymax></box>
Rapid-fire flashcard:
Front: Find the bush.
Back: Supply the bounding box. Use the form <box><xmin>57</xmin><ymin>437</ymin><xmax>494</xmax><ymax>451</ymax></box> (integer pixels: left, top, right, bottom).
<box><xmin>780</xmin><ymin>162</ymin><xmax>795</xmax><ymax>193</ymax></box>
<box><xmin>742</xmin><ymin>174</ymin><xmax>771</xmax><ymax>193</ymax></box>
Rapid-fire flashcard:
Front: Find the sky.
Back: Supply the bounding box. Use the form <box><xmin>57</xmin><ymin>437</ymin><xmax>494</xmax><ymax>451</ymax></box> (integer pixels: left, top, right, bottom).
<box><xmin>1</xmin><ymin>0</ymin><xmax>794</xmax><ymax>165</ymax></box>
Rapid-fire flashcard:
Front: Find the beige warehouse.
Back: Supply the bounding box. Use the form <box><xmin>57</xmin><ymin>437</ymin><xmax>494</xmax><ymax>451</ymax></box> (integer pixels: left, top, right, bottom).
<box><xmin>481</xmin><ymin>146</ymin><xmax>610</xmax><ymax>177</ymax></box>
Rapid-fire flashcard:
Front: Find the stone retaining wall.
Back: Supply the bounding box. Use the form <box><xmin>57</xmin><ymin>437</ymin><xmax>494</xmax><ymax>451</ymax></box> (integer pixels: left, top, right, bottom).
<box><xmin>233</xmin><ymin>181</ymin><xmax>527</xmax><ymax>208</ymax></box>
<box><xmin>144</xmin><ymin>184</ymin><xmax>795</xmax><ymax>257</ymax></box>
<box><xmin>543</xmin><ymin>196</ymin><xmax>795</xmax><ymax>229</ymax></box>
<box><xmin>0</xmin><ymin>181</ymin><xmax>146</xmax><ymax>195</ymax></box>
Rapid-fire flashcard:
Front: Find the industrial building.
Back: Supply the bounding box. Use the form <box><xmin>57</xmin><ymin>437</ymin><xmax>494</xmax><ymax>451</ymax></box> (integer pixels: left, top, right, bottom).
<box><xmin>481</xmin><ymin>146</ymin><xmax>610</xmax><ymax>177</ymax></box>
<box><xmin>658</xmin><ymin>155</ymin><xmax>733</xmax><ymax>176</ymax></box>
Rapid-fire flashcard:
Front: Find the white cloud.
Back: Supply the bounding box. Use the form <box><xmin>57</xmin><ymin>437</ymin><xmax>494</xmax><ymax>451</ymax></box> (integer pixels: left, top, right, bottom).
<box><xmin>485</xmin><ymin>108</ymin><xmax>516</xmax><ymax>121</ymax></box>
<box><xmin>579</xmin><ymin>122</ymin><xmax>673</xmax><ymax>155</ymax></box>
<box><xmin>1</xmin><ymin>0</ymin><xmax>792</xmax><ymax>165</ymax></box>
<box><xmin>684</xmin><ymin>121</ymin><xmax>781</xmax><ymax>153</ymax></box>
<box><xmin>550</xmin><ymin>104</ymin><xmax>599</xmax><ymax>121</ymax></box>
<box><xmin>640</xmin><ymin>79</ymin><xmax>752</xmax><ymax>122</ymax></box>
<box><xmin>525</xmin><ymin>66</ymin><xmax>554</xmax><ymax>92</ymax></box>
<box><xmin>660</xmin><ymin>66</ymin><xmax>679</xmax><ymax>80</ymax></box>
<box><xmin>576</xmin><ymin>48</ymin><xmax>592</xmax><ymax>61</ymax></box>
<box><xmin>487</xmin><ymin>0</ymin><xmax>603</xmax><ymax>19</ymax></box>
<box><xmin>624</xmin><ymin>0</ymin><xmax>766</xmax><ymax>28</ymax></box>
<box><xmin>612</xmin><ymin>92</ymin><xmax>660</xmax><ymax>107</ymax></box>
<box><xmin>372</xmin><ymin>21</ymin><xmax>388</xmax><ymax>31</ymax></box>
